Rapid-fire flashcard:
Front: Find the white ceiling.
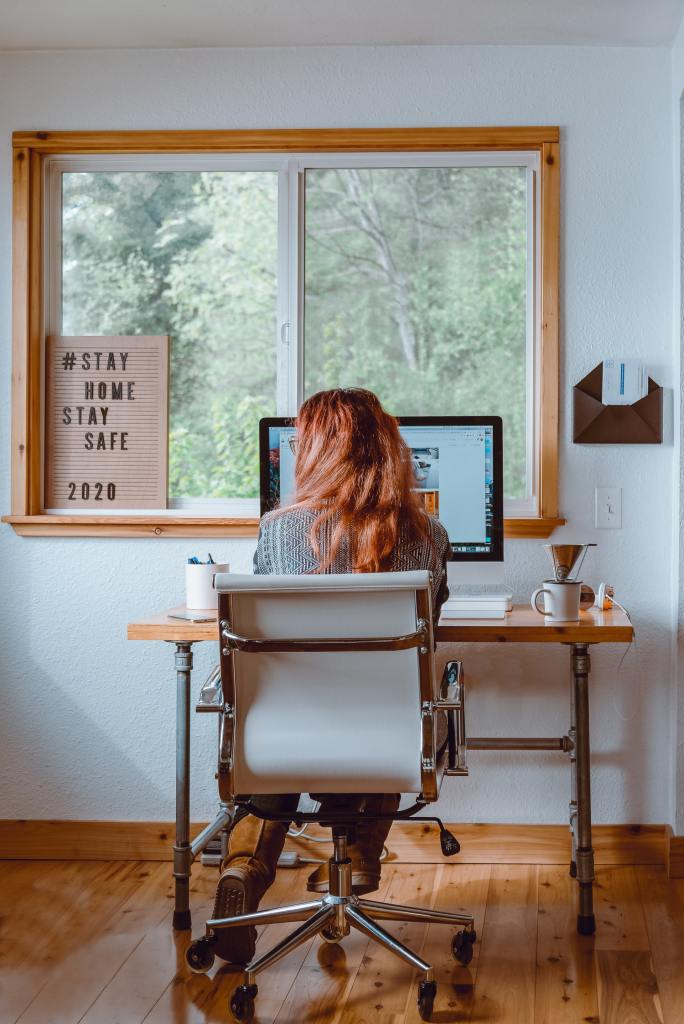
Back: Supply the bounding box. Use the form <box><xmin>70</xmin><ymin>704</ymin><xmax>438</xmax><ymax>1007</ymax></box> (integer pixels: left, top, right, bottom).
<box><xmin>0</xmin><ymin>0</ymin><xmax>683</xmax><ymax>51</ymax></box>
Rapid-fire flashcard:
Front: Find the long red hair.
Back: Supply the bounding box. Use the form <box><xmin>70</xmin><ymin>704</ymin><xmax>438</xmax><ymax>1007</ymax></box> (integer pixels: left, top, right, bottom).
<box><xmin>288</xmin><ymin>388</ymin><xmax>432</xmax><ymax>573</ymax></box>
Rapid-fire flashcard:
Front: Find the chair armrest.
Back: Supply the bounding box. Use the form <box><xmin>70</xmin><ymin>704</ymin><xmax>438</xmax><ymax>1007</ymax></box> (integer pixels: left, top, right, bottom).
<box><xmin>437</xmin><ymin>661</ymin><xmax>468</xmax><ymax>776</ymax></box>
<box><xmin>437</xmin><ymin>659</ymin><xmax>463</xmax><ymax>706</ymax></box>
<box><xmin>196</xmin><ymin>663</ymin><xmax>224</xmax><ymax>712</ymax></box>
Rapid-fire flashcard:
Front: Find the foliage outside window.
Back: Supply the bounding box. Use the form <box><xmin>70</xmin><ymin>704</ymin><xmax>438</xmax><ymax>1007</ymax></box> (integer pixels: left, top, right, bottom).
<box><xmin>304</xmin><ymin>166</ymin><xmax>528</xmax><ymax>499</ymax></box>
<box><xmin>62</xmin><ymin>170</ymin><xmax>279</xmax><ymax>501</ymax></box>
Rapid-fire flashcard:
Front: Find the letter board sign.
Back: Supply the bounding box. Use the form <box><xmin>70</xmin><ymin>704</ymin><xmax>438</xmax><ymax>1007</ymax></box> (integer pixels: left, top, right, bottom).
<box><xmin>45</xmin><ymin>336</ymin><xmax>168</xmax><ymax>509</ymax></box>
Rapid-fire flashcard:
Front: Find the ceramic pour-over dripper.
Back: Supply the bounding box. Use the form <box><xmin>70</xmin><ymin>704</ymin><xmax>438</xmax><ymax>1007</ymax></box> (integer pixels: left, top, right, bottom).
<box><xmin>544</xmin><ymin>543</ymin><xmax>596</xmax><ymax>582</ymax></box>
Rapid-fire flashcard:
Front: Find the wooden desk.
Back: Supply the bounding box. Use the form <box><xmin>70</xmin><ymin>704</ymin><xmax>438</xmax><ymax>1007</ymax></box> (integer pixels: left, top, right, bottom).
<box><xmin>128</xmin><ymin>605</ymin><xmax>634</xmax><ymax>934</ymax></box>
<box><xmin>128</xmin><ymin>604</ymin><xmax>633</xmax><ymax>645</ymax></box>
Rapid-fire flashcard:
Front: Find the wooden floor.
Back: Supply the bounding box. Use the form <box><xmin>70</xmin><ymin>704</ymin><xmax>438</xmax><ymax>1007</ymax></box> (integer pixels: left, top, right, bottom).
<box><xmin>2</xmin><ymin>859</ymin><xmax>684</xmax><ymax>1024</ymax></box>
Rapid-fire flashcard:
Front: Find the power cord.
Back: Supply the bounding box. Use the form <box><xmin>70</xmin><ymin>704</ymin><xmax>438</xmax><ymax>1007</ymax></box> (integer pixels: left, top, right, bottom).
<box><xmin>277</xmin><ymin>850</ymin><xmax>325</xmax><ymax>867</ymax></box>
<box><xmin>609</xmin><ymin>600</ymin><xmax>641</xmax><ymax>722</ymax></box>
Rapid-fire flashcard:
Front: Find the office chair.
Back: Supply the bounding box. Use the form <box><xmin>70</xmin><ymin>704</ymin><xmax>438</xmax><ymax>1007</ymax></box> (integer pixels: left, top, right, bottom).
<box><xmin>185</xmin><ymin>570</ymin><xmax>472</xmax><ymax>1022</ymax></box>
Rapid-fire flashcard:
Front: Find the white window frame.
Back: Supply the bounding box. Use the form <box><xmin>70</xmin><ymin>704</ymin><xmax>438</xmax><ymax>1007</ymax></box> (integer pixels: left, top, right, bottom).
<box><xmin>44</xmin><ymin>150</ymin><xmax>540</xmax><ymax>518</ymax></box>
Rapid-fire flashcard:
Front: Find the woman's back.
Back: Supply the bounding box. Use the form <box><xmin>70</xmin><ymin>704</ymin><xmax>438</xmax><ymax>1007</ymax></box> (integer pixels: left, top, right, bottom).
<box><xmin>210</xmin><ymin>388</ymin><xmax>451</xmax><ymax>954</ymax></box>
<box><xmin>254</xmin><ymin>506</ymin><xmax>450</xmax><ymax>619</ymax></box>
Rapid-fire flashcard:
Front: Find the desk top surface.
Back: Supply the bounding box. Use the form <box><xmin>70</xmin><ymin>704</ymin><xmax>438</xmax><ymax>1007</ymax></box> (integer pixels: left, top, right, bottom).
<box><xmin>127</xmin><ymin>605</ymin><xmax>634</xmax><ymax>645</ymax></box>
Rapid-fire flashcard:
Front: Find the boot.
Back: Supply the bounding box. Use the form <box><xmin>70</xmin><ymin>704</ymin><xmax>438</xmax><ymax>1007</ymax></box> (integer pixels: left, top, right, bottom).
<box><xmin>306</xmin><ymin>794</ymin><xmax>400</xmax><ymax>896</ymax></box>
<box><xmin>211</xmin><ymin>813</ymin><xmax>289</xmax><ymax>964</ymax></box>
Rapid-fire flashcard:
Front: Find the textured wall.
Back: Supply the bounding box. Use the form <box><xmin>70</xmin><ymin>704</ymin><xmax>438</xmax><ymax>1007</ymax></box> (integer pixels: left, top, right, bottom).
<box><xmin>0</xmin><ymin>44</ymin><xmax>676</xmax><ymax>825</ymax></box>
<box><xmin>672</xmin><ymin>21</ymin><xmax>684</xmax><ymax>834</ymax></box>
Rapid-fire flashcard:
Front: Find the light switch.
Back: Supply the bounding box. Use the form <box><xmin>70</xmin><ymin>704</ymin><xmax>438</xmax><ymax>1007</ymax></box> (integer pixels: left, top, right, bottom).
<box><xmin>595</xmin><ymin>487</ymin><xmax>622</xmax><ymax>529</ymax></box>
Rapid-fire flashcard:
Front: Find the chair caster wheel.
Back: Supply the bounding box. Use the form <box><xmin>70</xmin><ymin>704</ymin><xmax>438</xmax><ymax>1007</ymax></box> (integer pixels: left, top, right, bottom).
<box><xmin>230</xmin><ymin>983</ymin><xmax>257</xmax><ymax>1021</ymax></box>
<box><xmin>185</xmin><ymin>937</ymin><xmax>216</xmax><ymax>974</ymax></box>
<box><xmin>417</xmin><ymin>979</ymin><xmax>437</xmax><ymax>1020</ymax></box>
<box><xmin>452</xmin><ymin>928</ymin><xmax>476</xmax><ymax>965</ymax></box>
<box><xmin>320</xmin><ymin>925</ymin><xmax>344</xmax><ymax>944</ymax></box>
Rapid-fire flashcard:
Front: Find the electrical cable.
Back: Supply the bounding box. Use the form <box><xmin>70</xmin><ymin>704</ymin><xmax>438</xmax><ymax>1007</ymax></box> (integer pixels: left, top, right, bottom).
<box><xmin>609</xmin><ymin>600</ymin><xmax>641</xmax><ymax>722</ymax></box>
<box><xmin>285</xmin><ymin>818</ymin><xmax>389</xmax><ymax>866</ymax></box>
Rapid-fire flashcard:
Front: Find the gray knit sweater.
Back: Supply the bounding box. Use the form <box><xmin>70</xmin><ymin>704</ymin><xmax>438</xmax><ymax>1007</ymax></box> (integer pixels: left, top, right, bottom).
<box><xmin>253</xmin><ymin>506</ymin><xmax>451</xmax><ymax>621</ymax></box>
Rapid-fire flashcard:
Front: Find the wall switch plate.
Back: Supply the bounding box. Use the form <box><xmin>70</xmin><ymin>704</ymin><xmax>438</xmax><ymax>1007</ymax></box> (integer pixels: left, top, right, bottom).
<box><xmin>595</xmin><ymin>487</ymin><xmax>622</xmax><ymax>529</ymax></box>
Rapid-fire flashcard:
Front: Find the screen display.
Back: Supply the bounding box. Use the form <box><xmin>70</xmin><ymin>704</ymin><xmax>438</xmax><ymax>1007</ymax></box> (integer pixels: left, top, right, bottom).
<box><xmin>260</xmin><ymin>416</ymin><xmax>503</xmax><ymax>560</ymax></box>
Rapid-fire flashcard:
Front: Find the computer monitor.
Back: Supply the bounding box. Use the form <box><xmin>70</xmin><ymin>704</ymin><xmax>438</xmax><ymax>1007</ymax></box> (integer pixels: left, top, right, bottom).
<box><xmin>259</xmin><ymin>416</ymin><xmax>504</xmax><ymax>561</ymax></box>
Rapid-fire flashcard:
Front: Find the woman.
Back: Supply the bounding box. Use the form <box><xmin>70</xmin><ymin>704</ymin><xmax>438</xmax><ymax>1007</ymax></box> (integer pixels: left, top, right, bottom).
<box><xmin>213</xmin><ymin>388</ymin><xmax>451</xmax><ymax>964</ymax></box>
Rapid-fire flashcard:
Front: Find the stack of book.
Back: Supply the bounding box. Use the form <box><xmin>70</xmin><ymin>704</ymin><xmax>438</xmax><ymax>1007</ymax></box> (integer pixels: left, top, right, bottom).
<box><xmin>440</xmin><ymin>588</ymin><xmax>513</xmax><ymax>620</ymax></box>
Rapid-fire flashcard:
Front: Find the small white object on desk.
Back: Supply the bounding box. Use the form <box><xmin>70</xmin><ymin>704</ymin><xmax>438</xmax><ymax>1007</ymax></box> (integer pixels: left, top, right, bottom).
<box><xmin>186</xmin><ymin>560</ymin><xmax>229</xmax><ymax>609</ymax></box>
<box><xmin>531</xmin><ymin>580</ymin><xmax>582</xmax><ymax>623</ymax></box>
<box><xmin>441</xmin><ymin>605</ymin><xmax>507</xmax><ymax>620</ymax></box>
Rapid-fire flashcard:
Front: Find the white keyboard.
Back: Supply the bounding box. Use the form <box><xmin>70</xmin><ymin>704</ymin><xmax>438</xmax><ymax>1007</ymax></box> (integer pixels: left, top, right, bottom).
<box><xmin>448</xmin><ymin>584</ymin><xmax>513</xmax><ymax>599</ymax></box>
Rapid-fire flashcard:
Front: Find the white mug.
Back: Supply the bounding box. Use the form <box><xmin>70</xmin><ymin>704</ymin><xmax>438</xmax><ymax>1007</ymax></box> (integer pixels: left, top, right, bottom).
<box><xmin>185</xmin><ymin>562</ymin><xmax>230</xmax><ymax>609</ymax></box>
<box><xmin>531</xmin><ymin>580</ymin><xmax>582</xmax><ymax>623</ymax></box>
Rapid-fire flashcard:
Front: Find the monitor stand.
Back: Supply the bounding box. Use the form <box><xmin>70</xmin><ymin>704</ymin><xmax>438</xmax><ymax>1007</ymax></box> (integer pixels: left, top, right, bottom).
<box><xmin>447</xmin><ymin>560</ymin><xmax>506</xmax><ymax>586</ymax></box>
<box><xmin>443</xmin><ymin>560</ymin><xmax>511</xmax><ymax>617</ymax></box>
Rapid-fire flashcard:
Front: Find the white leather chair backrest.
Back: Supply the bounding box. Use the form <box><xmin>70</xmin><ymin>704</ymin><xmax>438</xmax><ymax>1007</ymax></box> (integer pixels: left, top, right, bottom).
<box><xmin>214</xmin><ymin>571</ymin><xmax>434</xmax><ymax>796</ymax></box>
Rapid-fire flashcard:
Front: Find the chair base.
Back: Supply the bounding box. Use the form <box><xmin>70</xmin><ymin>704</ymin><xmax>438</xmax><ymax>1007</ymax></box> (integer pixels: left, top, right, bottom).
<box><xmin>186</xmin><ymin>829</ymin><xmax>476</xmax><ymax>1021</ymax></box>
<box><xmin>205</xmin><ymin>889</ymin><xmax>474</xmax><ymax>984</ymax></box>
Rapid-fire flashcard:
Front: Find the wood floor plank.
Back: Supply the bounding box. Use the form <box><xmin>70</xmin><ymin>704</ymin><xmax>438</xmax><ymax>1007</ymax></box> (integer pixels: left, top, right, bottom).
<box><xmin>0</xmin><ymin>863</ymin><xmax>87</xmax><ymax>1022</ymax></box>
<box><xmin>595</xmin><ymin>950</ymin><xmax>662</xmax><ymax>1024</ymax></box>
<box><xmin>593</xmin><ymin>867</ymin><xmax>650</xmax><ymax>950</ymax></box>
<box><xmin>402</xmin><ymin>864</ymin><xmax>491</xmax><ymax>1024</ymax></box>
<box><xmin>534</xmin><ymin>865</ymin><xmax>599</xmax><ymax>1024</ymax></box>
<box><xmin>0</xmin><ymin>861</ymin><xmax>121</xmax><ymax>1023</ymax></box>
<box><xmin>466</xmin><ymin>864</ymin><xmax>538</xmax><ymax>1024</ymax></box>
<box><xmin>637</xmin><ymin>866</ymin><xmax>684</xmax><ymax>1024</ymax></box>
<box><xmin>0</xmin><ymin>861</ymin><xmax>96</xmax><ymax>945</ymax></box>
<box><xmin>77</xmin><ymin>862</ymin><xmax>180</xmax><ymax>1024</ymax></box>
<box><xmin>15</xmin><ymin>862</ymin><xmax>156</xmax><ymax>1024</ymax></box>
<box><xmin>0</xmin><ymin>861</ymin><xmax>51</xmax><ymax>908</ymax></box>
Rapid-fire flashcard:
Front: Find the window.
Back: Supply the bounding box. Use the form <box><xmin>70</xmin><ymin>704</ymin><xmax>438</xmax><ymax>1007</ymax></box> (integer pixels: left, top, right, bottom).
<box><xmin>56</xmin><ymin>163</ymin><xmax>279</xmax><ymax>510</ymax></box>
<box><xmin>303</xmin><ymin>160</ymin><xmax>531</xmax><ymax>506</ymax></box>
<box><xmin>7</xmin><ymin>128</ymin><xmax>561</xmax><ymax>537</ymax></box>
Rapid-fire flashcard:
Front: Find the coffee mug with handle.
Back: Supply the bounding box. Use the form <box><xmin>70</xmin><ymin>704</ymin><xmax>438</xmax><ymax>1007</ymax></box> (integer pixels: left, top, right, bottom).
<box><xmin>531</xmin><ymin>580</ymin><xmax>582</xmax><ymax>623</ymax></box>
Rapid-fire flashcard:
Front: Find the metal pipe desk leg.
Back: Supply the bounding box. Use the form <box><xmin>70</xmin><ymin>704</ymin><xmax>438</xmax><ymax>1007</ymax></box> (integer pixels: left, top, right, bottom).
<box><xmin>568</xmin><ymin>660</ymin><xmax>578</xmax><ymax>879</ymax></box>
<box><xmin>173</xmin><ymin>641</ymin><xmax>193</xmax><ymax>930</ymax></box>
<box><xmin>571</xmin><ymin>642</ymin><xmax>596</xmax><ymax>935</ymax></box>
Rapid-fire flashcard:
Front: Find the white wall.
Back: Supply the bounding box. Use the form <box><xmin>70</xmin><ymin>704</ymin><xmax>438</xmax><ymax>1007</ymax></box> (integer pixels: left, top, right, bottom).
<box><xmin>0</xmin><ymin>44</ymin><xmax>675</xmax><ymax>826</ymax></box>
<box><xmin>672</xmin><ymin>21</ymin><xmax>684</xmax><ymax>834</ymax></box>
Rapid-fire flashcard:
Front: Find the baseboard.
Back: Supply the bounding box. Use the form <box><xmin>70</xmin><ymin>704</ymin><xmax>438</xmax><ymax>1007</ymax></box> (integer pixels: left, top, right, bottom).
<box><xmin>288</xmin><ymin>822</ymin><xmax>666</xmax><ymax>866</ymax></box>
<box><xmin>666</xmin><ymin>825</ymin><xmax>684</xmax><ymax>877</ymax></box>
<box><xmin>0</xmin><ymin>819</ymin><xmax>667</xmax><ymax>866</ymax></box>
<box><xmin>0</xmin><ymin>820</ymin><xmax>181</xmax><ymax>861</ymax></box>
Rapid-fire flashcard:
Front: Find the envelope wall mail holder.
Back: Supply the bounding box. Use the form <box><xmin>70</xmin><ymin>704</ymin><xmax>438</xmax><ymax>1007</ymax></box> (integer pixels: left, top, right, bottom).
<box><xmin>573</xmin><ymin>363</ymin><xmax>662</xmax><ymax>444</ymax></box>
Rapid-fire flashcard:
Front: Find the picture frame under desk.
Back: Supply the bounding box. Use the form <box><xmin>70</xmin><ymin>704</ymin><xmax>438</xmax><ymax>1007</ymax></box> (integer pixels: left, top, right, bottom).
<box><xmin>127</xmin><ymin>605</ymin><xmax>634</xmax><ymax>936</ymax></box>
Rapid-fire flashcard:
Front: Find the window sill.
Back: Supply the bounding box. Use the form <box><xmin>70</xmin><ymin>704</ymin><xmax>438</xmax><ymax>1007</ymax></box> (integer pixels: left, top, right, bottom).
<box><xmin>2</xmin><ymin>514</ymin><xmax>565</xmax><ymax>539</ymax></box>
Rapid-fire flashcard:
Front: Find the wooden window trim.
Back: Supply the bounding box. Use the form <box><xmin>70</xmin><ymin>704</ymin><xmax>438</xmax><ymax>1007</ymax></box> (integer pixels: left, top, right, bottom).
<box><xmin>4</xmin><ymin>127</ymin><xmax>563</xmax><ymax>539</ymax></box>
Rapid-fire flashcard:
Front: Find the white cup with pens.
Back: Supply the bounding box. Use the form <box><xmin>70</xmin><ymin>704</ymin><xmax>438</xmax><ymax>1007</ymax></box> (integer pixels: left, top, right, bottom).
<box><xmin>185</xmin><ymin>553</ymin><xmax>229</xmax><ymax>610</ymax></box>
